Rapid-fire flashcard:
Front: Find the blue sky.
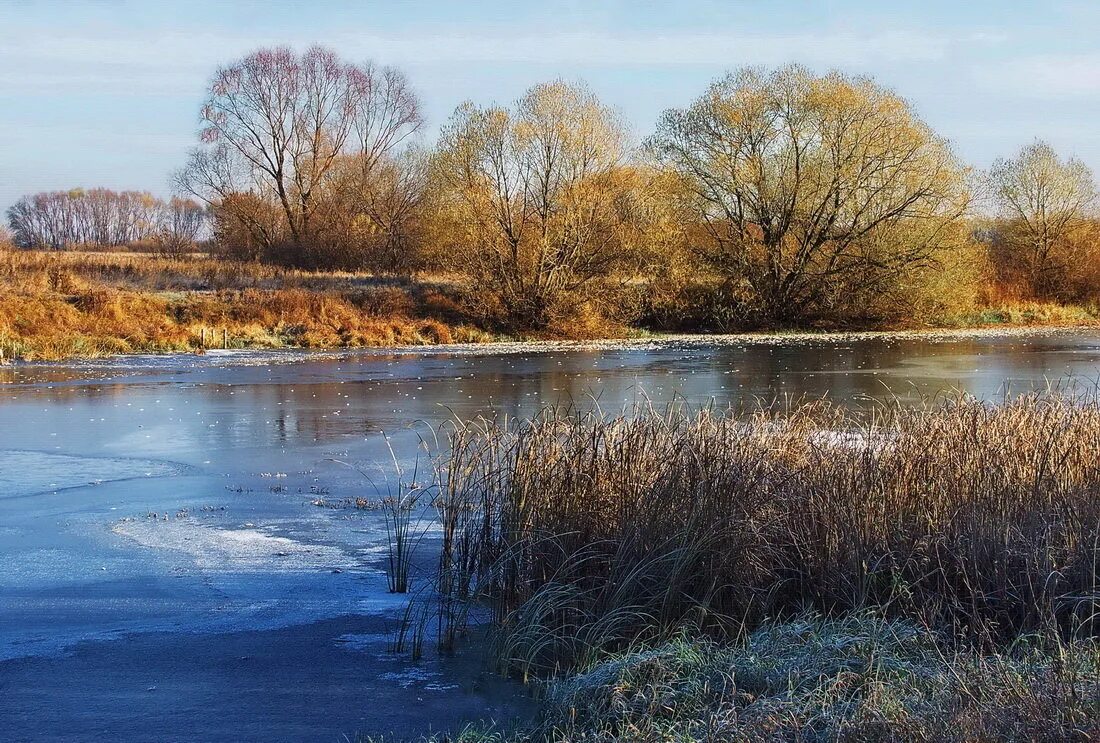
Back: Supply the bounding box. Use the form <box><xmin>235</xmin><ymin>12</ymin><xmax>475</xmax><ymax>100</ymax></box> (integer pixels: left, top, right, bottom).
<box><xmin>2</xmin><ymin>1</ymin><xmax>1099</xmax><ymax>214</ymax></box>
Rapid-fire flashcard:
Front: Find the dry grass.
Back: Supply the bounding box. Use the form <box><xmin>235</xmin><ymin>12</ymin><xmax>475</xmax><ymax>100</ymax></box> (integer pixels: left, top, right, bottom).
<box><xmin>431</xmin><ymin>392</ymin><xmax>1100</xmax><ymax>679</ymax></box>
<box><xmin>0</xmin><ymin>248</ymin><xmax>493</xmax><ymax>359</ymax></box>
<box><xmin>2</xmin><ymin>248</ymin><xmax>1098</xmax><ymax>359</ymax></box>
<box><xmin>941</xmin><ymin>299</ymin><xmax>1100</xmax><ymax>328</ymax></box>
<box><xmin>383</xmin><ymin>392</ymin><xmax>1100</xmax><ymax>741</ymax></box>
<box><xmin>2</xmin><ymin>248</ymin><xmax>387</xmax><ymax>291</ymax></box>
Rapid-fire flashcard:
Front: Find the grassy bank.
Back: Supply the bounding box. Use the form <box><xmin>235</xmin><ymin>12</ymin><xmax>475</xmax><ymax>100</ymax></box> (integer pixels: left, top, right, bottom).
<box><xmin>388</xmin><ymin>392</ymin><xmax>1100</xmax><ymax>741</ymax></box>
<box><xmin>3</xmin><ymin>249</ymin><xmax>1100</xmax><ymax>361</ymax></box>
<box><xmin>541</xmin><ymin>617</ymin><xmax>1097</xmax><ymax>742</ymax></box>
<box><xmin>0</xmin><ymin>250</ymin><xmax>497</xmax><ymax>359</ymax></box>
<box><xmin>940</xmin><ymin>300</ymin><xmax>1100</xmax><ymax>328</ymax></box>
<box><xmin>391</xmin><ymin>616</ymin><xmax>1097</xmax><ymax>742</ymax></box>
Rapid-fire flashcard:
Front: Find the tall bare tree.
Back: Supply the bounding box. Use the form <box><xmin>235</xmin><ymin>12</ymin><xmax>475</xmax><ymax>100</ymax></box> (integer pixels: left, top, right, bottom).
<box><xmin>432</xmin><ymin>81</ymin><xmax>645</xmax><ymax>328</ymax></box>
<box><xmin>986</xmin><ymin>140</ymin><xmax>1097</xmax><ymax>295</ymax></box>
<box><xmin>178</xmin><ymin>45</ymin><xmax>422</xmax><ymax>266</ymax></box>
<box><xmin>647</xmin><ymin>65</ymin><xmax>969</xmax><ymax>324</ymax></box>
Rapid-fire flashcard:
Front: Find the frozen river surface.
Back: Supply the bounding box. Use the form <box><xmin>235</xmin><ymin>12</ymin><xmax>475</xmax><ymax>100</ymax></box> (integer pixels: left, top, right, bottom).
<box><xmin>2</xmin><ymin>330</ymin><xmax>1099</xmax><ymax>741</ymax></box>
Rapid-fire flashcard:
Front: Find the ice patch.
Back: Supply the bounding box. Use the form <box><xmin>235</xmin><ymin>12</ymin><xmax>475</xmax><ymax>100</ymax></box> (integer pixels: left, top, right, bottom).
<box><xmin>0</xmin><ymin>548</ymin><xmax>131</xmax><ymax>587</ymax></box>
<box><xmin>334</xmin><ymin>632</ymin><xmax>391</xmax><ymax>652</ymax></box>
<box><xmin>45</xmin><ymin>348</ymin><xmax>352</xmax><ymax>371</ymax></box>
<box><xmin>0</xmin><ymin>450</ymin><xmax>181</xmax><ymax>499</ymax></box>
<box><xmin>112</xmin><ymin>520</ymin><xmax>352</xmax><ymax>573</ymax></box>
<box><xmin>379</xmin><ymin>666</ymin><xmax>457</xmax><ymax>691</ymax></box>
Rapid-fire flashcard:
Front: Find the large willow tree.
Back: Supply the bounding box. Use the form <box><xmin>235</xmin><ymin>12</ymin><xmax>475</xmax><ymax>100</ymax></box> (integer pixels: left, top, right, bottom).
<box><xmin>648</xmin><ymin>65</ymin><xmax>970</xmax><ymax>324</ymax></box>
<box><xmin>432</xmin><ymin>81</ymin><xmax>650</xmax><ymax>329</ymax></box>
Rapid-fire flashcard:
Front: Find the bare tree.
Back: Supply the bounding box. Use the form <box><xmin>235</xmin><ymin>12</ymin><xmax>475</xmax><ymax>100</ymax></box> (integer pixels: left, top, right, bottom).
<box><xmin>432</xmin><ymin>81</ymin><xmax>644</xmax><ymax>328</ymax></box>
<box><xmin>7</xmin><ymin>195</ymin><xmax>55</xmax><ymax>248</ymax></box>
<box><xmin>647</xmin><ymin>65</ymin><xmax>970</xmax><ymax>324</ymax></box>
<box><xmin>6</xmin><ymin>188</ymin><xmax>166</xmax><ymax>249</ymax></box>
<box><xmin>986</xmin><ymin>140</ymin><xmax>1097</xmax><ymax>295</ymax></box>
<box><xmin>151</xmin><ymin>197</ymin><xmax>208</xmax><ymax>255</ymax></box>
<box><xmin>178</xmin><ymin>45</ymin><xmax>422</xmax><ymax>266</ymax></box>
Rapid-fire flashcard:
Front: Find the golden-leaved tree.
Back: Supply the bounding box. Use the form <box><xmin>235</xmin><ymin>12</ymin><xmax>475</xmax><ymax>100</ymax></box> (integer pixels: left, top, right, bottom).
<box><xmin>647</xmin><ymin>65</ymin><xmax>971</xmax><ymax>325</ymax></box>
<box><xmin>431</xmin><ymin>81</ymin><xmax>655</xmax><ymax>330</ymax></box>
<box><xmin>985</xmin><ymin>140</ymin><xmax>1097</xmax><ymax>298</ymax></box>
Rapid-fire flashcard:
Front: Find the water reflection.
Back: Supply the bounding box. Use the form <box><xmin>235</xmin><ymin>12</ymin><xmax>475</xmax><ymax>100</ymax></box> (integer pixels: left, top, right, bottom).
<box><xmin>2</xmin><ymin>333</ymin><xmax>1099</xmax><ymax>472</ymax></box>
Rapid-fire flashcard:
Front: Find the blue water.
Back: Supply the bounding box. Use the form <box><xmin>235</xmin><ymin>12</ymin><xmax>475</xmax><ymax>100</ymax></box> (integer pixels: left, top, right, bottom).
<box><xmin>1</xmin><ymin>330</ymin><xmax>1099</xmax><ymax>741</ymax></box>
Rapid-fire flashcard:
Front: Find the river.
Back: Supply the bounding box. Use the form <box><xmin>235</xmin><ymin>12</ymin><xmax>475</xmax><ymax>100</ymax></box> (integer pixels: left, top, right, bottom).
<box><xmin>1</xmin><ymin>328</ymin><xmax>1099</xmax><ymax>741</ymax></box>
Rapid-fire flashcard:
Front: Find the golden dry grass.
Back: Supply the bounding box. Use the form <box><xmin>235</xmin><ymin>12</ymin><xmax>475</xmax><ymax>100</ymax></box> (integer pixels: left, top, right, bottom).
<box><xmin>432</xmin><ymin>394</ymin><xmax>1100</xmax><ymax>677</ymax></box>
<box><xmin>1</xmin><ymin>248</ymin><xmax>473</xmax><ymax>292</ymax></box>
<box><xmin>2</xmin><ymin>248</ymin><xmax>1099</xmax><ymax>360</ymax></box>
<box><xmin>942</xmin><ymin>299</ymin><xmax>1100</xmax><ymax>327</ymax></box>
<box><xmin>0</xmin><ymin>249</ymin><xmax>493</xmax><ymax>359</ymax></box>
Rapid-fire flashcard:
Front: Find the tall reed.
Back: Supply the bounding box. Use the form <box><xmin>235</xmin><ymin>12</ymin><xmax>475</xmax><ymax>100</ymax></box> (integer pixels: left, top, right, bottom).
<box><xmin>431</xmin><ymin>391</ymin><xmax>1100</xmax><ymax>676</ymax></box>
<box><xmin>333</xmin><ymin>444</ymin><xmax>434</xmax><ymax>594</ymax></box>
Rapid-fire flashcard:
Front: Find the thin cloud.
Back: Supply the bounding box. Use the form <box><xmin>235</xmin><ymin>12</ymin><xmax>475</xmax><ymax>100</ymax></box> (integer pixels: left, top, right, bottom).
<box><xmin>1</xmin><ymin>25</ymin><xmax>1003</xmax><ymax>94</ymax></box>
<box><xmin>973</xmin><ymin>53</ymin><xmax>1100</xmax><ymax>99</ymax></box>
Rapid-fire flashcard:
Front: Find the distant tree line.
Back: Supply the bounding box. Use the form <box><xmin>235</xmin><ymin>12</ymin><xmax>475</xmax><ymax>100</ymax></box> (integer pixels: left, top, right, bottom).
<box><xmin>6</xmin><ymin>189</ymin><xmax>207</xmax><ymax>253</ymax></box>
<box><xmin>7</xmin><ymin>46</ymin><xmax>1098</xmax><ymax>330</ymax></box>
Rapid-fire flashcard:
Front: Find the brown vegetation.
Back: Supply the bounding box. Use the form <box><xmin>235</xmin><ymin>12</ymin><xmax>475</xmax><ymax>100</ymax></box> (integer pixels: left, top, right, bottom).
<box><xmin>984</xmin><ymin>140</ymin><xmax>1100</xmax><ymax>302</ymax></box>
<box><xmin>0</xmin><ymin>249</ymin><xmax>490</xmax><ymax>360</ymax></box>
<box><xmin>5</xmin><ymin>52</ymin><xmax>1100</xmax><ymax>356</ymax></box>
<box><xmin>432</xmin><ymin>394</ymin><xmax>1100</xmax><ymax>677</ymax></box>
<box><xmin>374</xmin><ymin>392</ymin><xmax>1100</xmax><ymax>741</ymax></box>
<box><xmin>1</xmin><ymin>245</ymin><xmax>1096</xmax><ymax>361</ymax></box>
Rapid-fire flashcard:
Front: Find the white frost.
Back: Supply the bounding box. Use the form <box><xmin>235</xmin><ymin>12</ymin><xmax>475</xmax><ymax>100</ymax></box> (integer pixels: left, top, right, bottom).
<box><xmin>113</xmin><ymin>520</ymin><xmax>351</xmax><ymax>572</ymax></box>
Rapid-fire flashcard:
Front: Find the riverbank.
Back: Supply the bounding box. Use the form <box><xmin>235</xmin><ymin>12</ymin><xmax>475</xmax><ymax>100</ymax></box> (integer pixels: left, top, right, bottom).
<box><xmin>4</xmin><ymin>249</ymin><xmax>1100</xmax><ymax>362</ymax></box>
<box><xmin>0</xmin><ymin>284</ymin><xmax>497</xmax><ymax>361</ymax></box>
<box><xmin>0</xmin><ymin>249</ymin><xmax>496</xmax><ymax>360</ymax></box>
<box><xmin>390</xmin><ymin>393</ymin><xmax>1100</xmax><ymax>742</ymax></box>
<box><xmin>3</xmin><ymin>303</ymin><xmax>1100</xmax><ymax>364</ymax></box>
<box><xmin>389</xmin><ymin>617</ymin><xmax>1099</xmax><ymax>742</ymax></box>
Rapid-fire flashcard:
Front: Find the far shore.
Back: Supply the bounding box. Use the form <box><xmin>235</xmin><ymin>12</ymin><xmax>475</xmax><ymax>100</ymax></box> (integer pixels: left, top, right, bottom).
<box><xmin>6</xmin><ymin>322</ymin><xmax>1099</xmax><ymax>366</ymax></box>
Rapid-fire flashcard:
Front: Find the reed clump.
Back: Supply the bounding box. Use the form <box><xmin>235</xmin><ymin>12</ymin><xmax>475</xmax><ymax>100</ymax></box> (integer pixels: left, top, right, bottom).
<box><xmin>433</xmin><ymin>393</ymin><xmax>1100</xmax><ymax>679</ymax></box>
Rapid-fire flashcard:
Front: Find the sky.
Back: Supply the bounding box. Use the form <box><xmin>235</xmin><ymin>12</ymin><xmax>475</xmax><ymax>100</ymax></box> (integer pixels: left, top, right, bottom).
<box><xmin>2</xmin><ymin>0</ymin><xmax>1099</xmax><ymax>214</ymax></box>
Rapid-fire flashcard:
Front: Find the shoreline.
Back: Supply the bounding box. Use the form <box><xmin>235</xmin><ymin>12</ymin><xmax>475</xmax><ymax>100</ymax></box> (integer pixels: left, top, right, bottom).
<box><xmin>5</xmin><ymin>322</ymin><xmax>1099</xmax><ymax>367</ymax></box>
